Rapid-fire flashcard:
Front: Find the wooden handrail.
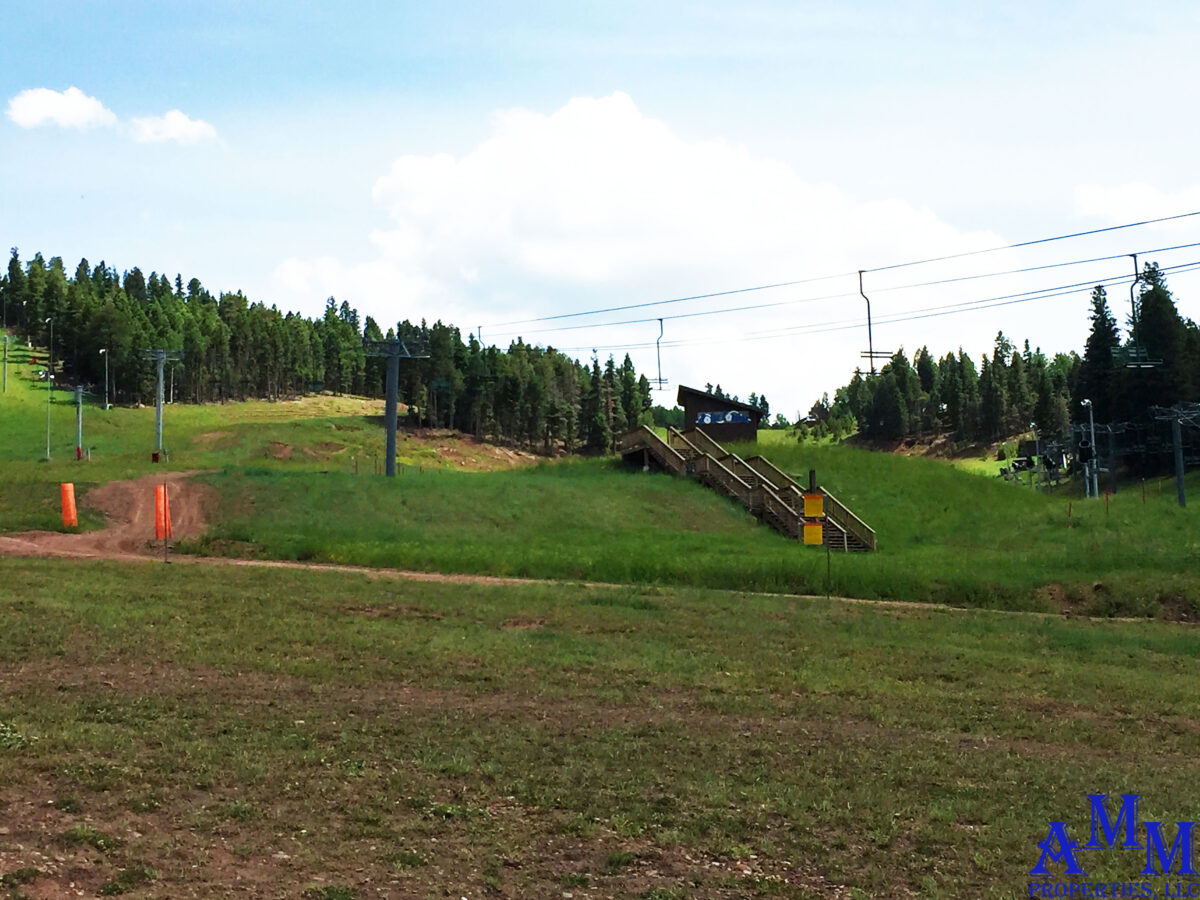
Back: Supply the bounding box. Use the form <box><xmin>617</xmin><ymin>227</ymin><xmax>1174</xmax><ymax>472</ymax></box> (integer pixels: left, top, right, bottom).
<box><xmin>746</xmin><ymin>455</ymin><xmax>877</xmax><ymax>550</ymax></box>
<box><xmin>694</xmin><ymin>454</ymin><xmax>753</xmax><ymax>506</ymax></box>
<box><xmin>683</xmin><ymin>427</ymin><xmax>725</xmax><ymax>456</ymax></box>
<box><xmin>819</xmin><ymin>486</ymin><xmax>877</xmax><ymax>551</ymax></box>
<box><xmin>618</xmin><ymin>425</ymin><xmax>687</xmax><ymax>475</ymax></box>
<box><xmin>666</xmin><ymin>426</ymin><xmax>704</xmax><ymax>458</ymax></box>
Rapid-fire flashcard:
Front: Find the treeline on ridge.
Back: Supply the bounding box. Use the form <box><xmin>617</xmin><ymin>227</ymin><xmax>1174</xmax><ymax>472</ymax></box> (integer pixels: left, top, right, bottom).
<box><xmin>802</xmin><ymin>264</ymin><xmax>1200</xmax><ymax>445</ymax></box>
<box><xmin>0</xmin><ymin>249</ymin><xmax>655</xmax><ymax>453</ymax></box>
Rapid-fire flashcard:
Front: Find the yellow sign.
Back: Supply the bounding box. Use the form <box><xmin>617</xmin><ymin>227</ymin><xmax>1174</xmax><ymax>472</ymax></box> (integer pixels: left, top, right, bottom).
<box><xmin>804</xmin><ymin>493</ymin><xmax>824</xmax><ymax>518</ymax></box>
<box><xmin>803</xmin><ymin>520</ymin><xmax>823</xmax><ymax>545</ymax></box>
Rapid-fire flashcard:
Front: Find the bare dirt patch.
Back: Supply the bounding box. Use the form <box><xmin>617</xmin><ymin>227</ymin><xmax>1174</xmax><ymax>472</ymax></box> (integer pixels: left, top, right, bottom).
<box><xmin>266</xmin><ymin>441</ymin><xmax>292</xmax><ymax>459</ymax></box>
<box><xmin>0</xmin><ymin>472</ymin><xmax>216</xmax><ymax>561</ymax></box>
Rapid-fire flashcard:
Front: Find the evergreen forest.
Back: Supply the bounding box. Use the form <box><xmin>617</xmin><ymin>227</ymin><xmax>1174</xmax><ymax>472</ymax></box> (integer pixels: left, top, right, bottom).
<box><xmin>0</xmin><ymin>249</ymin><xmax>657</xmax><ymax>453</ymax></box>
<box><xmin>802</xmin><ymin>264</ymin><xmax>1200</xmax><ymax>445</ymax></box>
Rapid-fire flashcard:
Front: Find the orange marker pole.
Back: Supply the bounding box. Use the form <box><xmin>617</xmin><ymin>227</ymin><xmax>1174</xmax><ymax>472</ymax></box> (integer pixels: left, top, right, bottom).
<box><xmin>60</xmin><ymin>483</ymin><xmax>77</xmax><ymax>528</ymax></box>
<box><xmin>155</xmin><ymin>484</ymin><xmax>172</xmax><ymax>562</ymax></box>
<box><xmin>154</xmin><ymin>484</ymin><xmax>167</xmax><ymax>539</ymax></box>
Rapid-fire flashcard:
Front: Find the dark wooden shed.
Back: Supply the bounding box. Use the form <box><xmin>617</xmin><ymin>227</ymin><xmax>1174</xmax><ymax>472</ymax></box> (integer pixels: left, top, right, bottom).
<box><xmin>677</xmin><ymin>385</ymin><xmax>764</xmax><ymax>444</ymax></box>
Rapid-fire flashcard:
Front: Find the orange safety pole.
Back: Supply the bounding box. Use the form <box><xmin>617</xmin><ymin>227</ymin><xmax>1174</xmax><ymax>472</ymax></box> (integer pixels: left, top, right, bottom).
<box><xmin>155</xmin><ymin>484</ymin><xmax>167</xmax><ymax>540</ymax></box>
<box><xmin>164</xmin><ymin>486</ymin><xmax>172</xmax><ymax>539</ymax></box>
<box><xmin>60</xmin><ymin>483</ymin><xmax>77</xmax><ymax>528</ymax></box>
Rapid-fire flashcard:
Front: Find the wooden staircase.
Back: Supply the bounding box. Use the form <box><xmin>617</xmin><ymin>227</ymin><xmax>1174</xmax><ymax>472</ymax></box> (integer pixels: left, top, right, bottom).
<box><xmin>617</xmin><ymin>426</ymin><xmax>876</xmax><ymax>551</ymax></box>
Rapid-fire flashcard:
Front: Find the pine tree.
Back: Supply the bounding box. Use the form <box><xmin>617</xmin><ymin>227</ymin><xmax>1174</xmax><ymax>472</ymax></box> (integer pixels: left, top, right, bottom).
<box><xmin>1076</xmin><ymin>286</ymin><xmax>1119</xmax><ymax>421</ymax></box>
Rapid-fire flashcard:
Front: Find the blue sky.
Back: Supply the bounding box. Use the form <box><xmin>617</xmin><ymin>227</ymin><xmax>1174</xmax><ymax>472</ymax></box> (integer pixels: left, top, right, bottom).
<box><xmin>5</xmin><ymin>1</ymin><xmax>1200</xmax><ymax>414</ymax></box>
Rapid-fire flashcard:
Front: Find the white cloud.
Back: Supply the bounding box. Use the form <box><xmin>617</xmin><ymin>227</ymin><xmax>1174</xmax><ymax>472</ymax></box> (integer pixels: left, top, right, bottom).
<box><xmin>130</xmin><ymin>109</ymin><xmax>218</xmax><ymax>144</ymax></box>
<box><xmin>272</xmin><ymin>92</ymin><xmax>1029</xmax><ymax>410</ymax></box>
<box><xmin>1075</xmin><ymin>182</ymin><xmax>1200</xmax><ymax>229</ymax></box>
<box><xmin>6</xmin><ymin>86</ymin><xmax>116</xmax><ymax>130</ymax></box>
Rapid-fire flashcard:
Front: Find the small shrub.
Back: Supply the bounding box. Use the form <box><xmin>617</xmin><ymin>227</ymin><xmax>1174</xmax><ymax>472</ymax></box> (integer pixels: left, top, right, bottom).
<box><xmin>605</xmin><ymin>850</ymin><xmax>636</xmax><ymax>872</ymax></box>
<box><xmin>0</xmin><ymin>722</ymin><xmax>30</xmax><ymax>751</ymax></box>
<box><xmin>54</xmin><ymin>793</ymin><xmax>82</xmax><ymax>814</ymax></box>
<box><xmin>0</xmin><ymin>868</ymin><xmax>40</xmax><ymax>887</ymax></box>
<box><xmin>302</xmin><ymin>887</ymin><xmax>357</xmax><ymax>900</ymax></box>
<box><xmin>390</xmin><ymin>850</ymin><xmax>425</xmax><ymax>869</ymax></box>
<box><xmin>63</xmin><ymin>825</ymin><xmax>122</xmax><ymax>852</ymax></box>
<box><xmin>98</xmin><ymin>865</ymin><xmax>155</xmax><ymax>895</ymax></box>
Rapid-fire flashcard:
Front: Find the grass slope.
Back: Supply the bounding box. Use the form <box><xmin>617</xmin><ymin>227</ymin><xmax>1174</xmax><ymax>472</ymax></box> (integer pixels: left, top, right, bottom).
<box><xmin>5</xmin><ymin>347</ymin><xmax>1199</xmax><ymax>614</ymax></box>
<box><xmin>183</xmin><ymin>462</ymin><xmax>824</xmax><ymax>591</ymax></box>
<box><xmin>2</xmin><ymin>558</ymin><xmax>1200</xmax><ymax>897</ymax></box>
<box><xmin>732</xmin><ymin>438</ymin><xmax>1200</xmax><ymax>616</ymax></box>
<box><xmin>186</xmin><ymin>439</ymin><xmax>1200</xmax><ymax>616</ymax></box>
<box><xmin>0</xmin><ymin>346</ymin><xmax>525</xmax><ymax>531</ymax></box>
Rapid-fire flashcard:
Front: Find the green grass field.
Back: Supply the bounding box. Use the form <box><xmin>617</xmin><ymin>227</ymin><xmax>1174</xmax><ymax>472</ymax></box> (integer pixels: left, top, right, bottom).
<box><xmin>2</xmin><ymin>557</ymin><xmax>1199</xmax><ymax>897</ymax></box>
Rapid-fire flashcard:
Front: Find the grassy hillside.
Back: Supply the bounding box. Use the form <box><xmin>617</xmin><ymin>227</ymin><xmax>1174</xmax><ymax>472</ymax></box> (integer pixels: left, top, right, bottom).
<box><xmin>184</xmin><ymin>436</ymin><xmax>1200</xmax><ymax>616</ymax></box>
<box><xmin>4</xmin><ymin>347</ymin><xmax>1199</xmax><ymax>615</ymax></box>
<box><xmin>732</xmin><ymin>438</ymin><xmax>1200</xmax><ymax>615</ymax></box>
<box><xmin>2</xmin><ymin>557</ymin><xmax>1199</xmax><ymax>896</ymax></box>
<box><xmin>182</xmin><ymin>463</ymin><xmax>826</xmax><ymax>592</ymax></box>
<box><xmin>0</xmin><ymin>345</ymin><xmax>530</xmax><ymax>530</ymax></box>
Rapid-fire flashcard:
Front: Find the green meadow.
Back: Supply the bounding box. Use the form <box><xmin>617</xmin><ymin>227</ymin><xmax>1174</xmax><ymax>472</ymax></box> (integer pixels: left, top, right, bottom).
<box><xmin>2</xmin><ymin>558</ymin><xmax>1199</xmax><ymax>897</ymax></box>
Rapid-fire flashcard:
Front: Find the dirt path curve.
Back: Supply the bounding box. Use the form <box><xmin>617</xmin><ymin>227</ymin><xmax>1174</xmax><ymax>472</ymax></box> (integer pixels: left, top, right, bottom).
<box><xmin>0</xmin><ymin>471</ymin><xmax>215</xmax><ymax>562</ymax></box>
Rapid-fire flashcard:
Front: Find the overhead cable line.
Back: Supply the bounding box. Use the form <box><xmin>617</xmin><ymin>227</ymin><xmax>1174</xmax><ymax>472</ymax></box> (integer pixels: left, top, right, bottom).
<box><xmin>485</xmin><ymin>239</ymin><xmax>1200</xmax><ymax>341</ymax></box>
<box><xmin>482</xmin><ymin>209</ymin><xmax>1200</xmax><ymax>331</ymax></box>
<box><xmin>549</xmin><ymin>257</ymin><xmax>1200</xmax><ymax>355</ymax></box>
<box><xmin>482</xmin><ymin>269</ymin><xmax>856</xmax><ymax>329</ymax></box>
<box><xmin>863</xmin><ymin>209</ymin><xmax>1200</xmax><ymax>274</ymax></box>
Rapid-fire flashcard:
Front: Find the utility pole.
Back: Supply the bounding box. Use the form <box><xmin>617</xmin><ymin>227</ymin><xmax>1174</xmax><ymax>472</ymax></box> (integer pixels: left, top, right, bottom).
<box><xmin>362</xmin><ymin>337</ymin><xmax>428</xmax><ymax>477</ymax></box>
<box><xmin>1153</xmin><ymin>405</ymin><xmax>1195</xmax><ymax>508</ymax></box>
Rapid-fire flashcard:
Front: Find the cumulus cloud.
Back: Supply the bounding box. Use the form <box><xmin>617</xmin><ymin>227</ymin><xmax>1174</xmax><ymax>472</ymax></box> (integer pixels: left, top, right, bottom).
<box><xmin>1075</xmin><ymin>182</ymin><xmax>1200</xmax><ymax>229</ymax></box>
<box><xmin>6</xmin><ymin>86</ymin><xmax>116</xmax><ymax>130</ymax></box>
<box><xmin>272</xmin><ymin>92</ymin><xmax>1017</xmax><ymax>408</ymax></box>
<box><xmin>130</xmin><ymin>109</ymin><xmax>219</xmax><ymax>144</ymax></box>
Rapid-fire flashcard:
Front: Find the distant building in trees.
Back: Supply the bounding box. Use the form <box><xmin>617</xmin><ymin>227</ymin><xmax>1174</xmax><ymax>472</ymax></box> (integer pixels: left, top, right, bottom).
<box><xmin>677</xmin><ymin>385</ymin><xmax>764</xmax><ymax>442</ymax></box>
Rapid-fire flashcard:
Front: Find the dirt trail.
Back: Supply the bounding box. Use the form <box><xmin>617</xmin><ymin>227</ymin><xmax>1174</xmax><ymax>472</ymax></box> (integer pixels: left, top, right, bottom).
<box><xmin>0</xmin><ymin>471</ymin><xmax>216</xmax><ymax>562</ymax></box>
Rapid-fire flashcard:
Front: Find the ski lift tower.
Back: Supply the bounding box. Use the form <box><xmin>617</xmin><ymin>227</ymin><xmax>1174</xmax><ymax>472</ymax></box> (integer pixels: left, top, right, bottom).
<box><xmin>362</xmin><ymin>336</ymin><xmax>429</xmax><ymax>477</ymax></box>
<box><xmin>144</xmin><ymin>349</ymin><xmax>182</xmax><ymax>457</ymax></box>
